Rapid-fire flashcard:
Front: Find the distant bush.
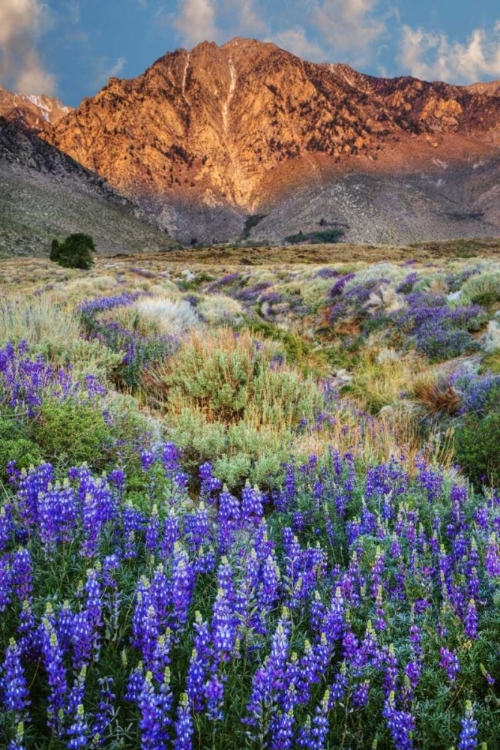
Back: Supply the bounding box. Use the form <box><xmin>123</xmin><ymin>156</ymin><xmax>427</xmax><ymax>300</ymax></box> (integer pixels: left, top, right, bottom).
<box><xmin>50</xmin><ymin>233</ymin><xmax>96</xmax><ymax>269</ymax></box>
<box><xmin>284</xmin><ymin>228</ymin><xmax>345</xmax><ymax>244</ymax></box>
<box><xmin>242</xmin><ymin>213</ymin><xmax>267</xmax><ymax>239</ymax></box>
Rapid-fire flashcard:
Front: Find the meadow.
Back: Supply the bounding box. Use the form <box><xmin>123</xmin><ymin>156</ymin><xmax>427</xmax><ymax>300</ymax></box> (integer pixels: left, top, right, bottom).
<box><xmin>1</xmin><ymin>241</ymin><xmax>500</xmax><ymax>749</ymax></box>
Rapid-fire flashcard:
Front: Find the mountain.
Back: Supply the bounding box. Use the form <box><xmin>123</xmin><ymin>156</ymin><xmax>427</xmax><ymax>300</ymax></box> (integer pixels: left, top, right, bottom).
<box><xmin>0</xmin><ymin>116</ymin><xmax>178</xmax><ymax>257</ymax></box>
<box><xmin>0</xmin><ymin>86</ymin><xmax>72</xmax><ymax>132</ymax></box>
<box><xmin>36</xmin><ymin>38</ymin><xmax>500</xmax><ymax>244</ymax></box>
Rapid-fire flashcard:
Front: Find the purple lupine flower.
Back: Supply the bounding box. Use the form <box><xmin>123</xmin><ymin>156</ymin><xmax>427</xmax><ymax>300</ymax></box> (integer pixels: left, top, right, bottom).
<box><xmin>485</xmin><ymin>534</ymin><xmax>500</xmax><ymax>577</ymax></box>
<box><xmin>183</xmin><ymin>504</ymin><xmax>211</xmax><ymax>553</ymax></box>
<box><xmin>270</xmin><ymin>707</ymin><xmax>295</xmax><ymax>750</ymax></box>
<box><xmin>383</xmin><ymin>692</ymin><xmax>415</xmax><ymax>750</ymax></box>
<box><xmin>171</xmin><ymin>545</ymin><xmax>194</xmax><ymax>631</ymax></box>
<box><xmin>246</xmin><ymin>614</ymin><xmax>290</xmax><ymax>730</ymax></box>
<box><xmin>241</xmin><ymin>484</ymin><xmax>264</xmax><ymax>525</ymax></box>
<box><xmin>122</xmin><ymin>504</ymin><xmax>145</xmax><ymax>559</ymax></box>
<box><xmin>7</xmin><ymin>722</ymin><xmax>27</xmax><ymax>750</ymax></box>
<box><xmin>199</xmin><ymin>463</ymin><xmax>222</xmax><ymax>505</ymax></box>
<box><xmin>353</xmin><ymin>680</ymin><xmax>370</xmax><ymax>708</ymax></box>
<box><xmin>11</xmin><ymin>549</ymin><xmax>33</xmax><ymax>603</ymax></box>
<box><xmin>40</xmin><ymin>616</ymin><xmax>67</xmax><ymax>735</ymax></box>
<box><xmin>384</xmin><ymin>644</ymin><xmax>399</xmax><ymax>696</ymax></box>
<box><xmin>0</xmin><ymin>553</ymin><xmax>13</xmax><ymax>612</ymax></box>
<box><xmin>67</xmin><ymin>704</ymin><xmax>88</xmax><ymax>749</ymax></box>
<box><xmin>297</xmin><ymin>690</ymin><xmax>330</xmax><ymax>749</ymax></box>
<box><xmin>204</xmin><ymin>675</ymin><xmax>225</xmax><ymax>721</ymax></box>
<box><xmin>217</xmin><ymin>489</ymin><xmax>241</xmax><ymax>553</ymax></box>
<box><xmin>186</xmin><ymin>614</ymin><xmax>212</xmax><ymax>711</ymax></box>
<box><xmin>145</xmin><ymin>505</ymin><xmax>161</xmax><ymax>554</ymax></box>
<box><xmin>458</xmin><ymin>701</ymin><xmax>478</xmax><ymax>750</ymax></box>
<box><xmin>161</xmin><ymin>514</ymin><xmax>180</xmax><ymax>557</ymax></box>
<box><xmin>464</xmin><ymin>599</ymin><xmax>478</xmax><ymax>639</ymax></box>
<box><xmin>173</xmin><ymin>693</ymin><xmax>193</xmax><ymax>750</ymax></box>
<box><xmin>137</xmin><ymin>669</ymin><xmax>172</xmax><ymax>750</ymax></box>
<box><xmin>329</xmin><ymin>663</ymin><xmax>348</xmax><ymax>707</ymax></box>
<box><xmin>0</xmin><ymin>505</ymin><xmax>14</xmax><ymax>552</ymax></box>
<box><xmin>440</xmin><ymin>647</ymin><xmax>460</xmax><ymax>682</ymax></box>
<box><xmin>91</xmin><ymin>677</ymin><xmax>115</xmax><ymax>747</ymax></box>
<box><xmin>2</xmin><ymin>639</ymin><xmax>30</xmax><ymax>715</ymax></box>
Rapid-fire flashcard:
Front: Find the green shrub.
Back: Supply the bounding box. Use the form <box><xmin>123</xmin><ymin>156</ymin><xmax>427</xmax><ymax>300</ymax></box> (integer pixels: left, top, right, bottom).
<box><xmin>455</xmin><ymin>403</ymin><xmax>500</xmax><ymax>488</ymax></box>
<box><xmin>242</xmin><ymin>213</ymin><xmax>267</xmax><ymax>239</ymax></box>
<box><xmin>147</xmin><ymin>329</ymin><xmax>324</xmax><ymax>429</ymax></box>
<box><xmin>168</xmin><ymin>408</ymin><xmax>293</xmax><ymax>489</ymax></box>
<box><xmin>284</xmin><ymin>229</ymin><xmax>345</xmax><ymax>244</ymax></box>
<box><xmin>50</xmin><ymin>233</ymin><xmax>96</xmax><ymax>269</ymax></box>
<box><xmin>460</xmin><ymin>271</ymin><xmax>500</xmax><ymax>308</ymax></box>
<box><xmin>30</xmin><ymin>397</ymin><xmax>112</xmax><ymax>469</ymax></box>
<box><xmin>0</xmin><ymin>417</ymin><xmax>42</xmax><ymax>481</ymax></box>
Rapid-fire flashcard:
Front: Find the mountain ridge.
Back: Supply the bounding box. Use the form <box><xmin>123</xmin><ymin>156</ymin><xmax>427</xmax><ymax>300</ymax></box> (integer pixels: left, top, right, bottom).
<box><xmin>7</xmin><ymin>37</ymin><xmax>500</xmax><ymax>245</ymax></box>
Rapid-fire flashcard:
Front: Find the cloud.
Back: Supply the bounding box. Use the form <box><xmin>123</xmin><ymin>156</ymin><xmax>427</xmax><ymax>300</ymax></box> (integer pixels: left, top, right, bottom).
<box><xmin>0</xmin><ymin>0</ymin><xmax>56</xmax><ymax>95</ymax></box>
<box><xmin>271</xmin><ymin>27</ymin><xmax>326</xmax><ymax>61</ymax></box>
<box><xmin>94</xmin><ymin>56</ymin><xmax>126</xmax><ymax>87</ymax></box>
<box><xmin>399</xmin><ymin>23</ymin><xmax>500</xmax><ymax>84</ymax></box>
<box><xmin>311</xmin><ymin>0</ymin><xmax>386</xmax><ymax>63</ymax></box>
<box><xmin>172</xmin><ymin>0</ymin><xmax>220</xmax><ymax>48</ymax></box>
<box><xmin>237</xmin><ymin>0</ymin><xmax>268</xmax><ymax>36</ymax></box>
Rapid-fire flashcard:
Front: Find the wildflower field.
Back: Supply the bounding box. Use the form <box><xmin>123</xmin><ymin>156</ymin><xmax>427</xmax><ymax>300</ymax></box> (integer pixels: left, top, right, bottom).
<box><xmin>1</xmin><ymin>243</ymin><xmax>500</xmax><ymax>749</ymax></box>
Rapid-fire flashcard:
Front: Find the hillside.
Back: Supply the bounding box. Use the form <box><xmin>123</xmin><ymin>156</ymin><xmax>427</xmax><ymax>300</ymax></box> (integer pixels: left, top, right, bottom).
<box><xmin>0</xmin><ymin>116</ymin><xmax>178</xmax><ymax>257</ymax></box>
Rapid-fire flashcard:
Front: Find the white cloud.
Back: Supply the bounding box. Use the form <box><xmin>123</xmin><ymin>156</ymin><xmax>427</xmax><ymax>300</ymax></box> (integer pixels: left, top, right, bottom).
<box><xmin>399</xmin><ymin>23</ymin><xmax>500</xmax><ymax>84</ymax></box>
<box><xmin>0</xmin><ymin>0</ymin><xmax>56</xmax><ymax>95</ymax></box>
<box><xmin>236</xmin><ymin>0</ymin><xmax>268</xmax><ymax>36</ymax></box>
<box><xmin>311</xmin><ymin>0</ymin><xmax>386</xmax><ymax>63</ymax></box>
<box><xmin>271</xmin><ymin>27</ymin><xmax>326</xmax><ymax>61</ymax></box>
<box><xmin>95</xmin><ymin>56</ymin><xmax>126</xmax><ymax>87</ymax></box>
<box><xmin>173</xmin><ymin>0</ymin><xmax>220</xmax><ymax>48</ymax></box>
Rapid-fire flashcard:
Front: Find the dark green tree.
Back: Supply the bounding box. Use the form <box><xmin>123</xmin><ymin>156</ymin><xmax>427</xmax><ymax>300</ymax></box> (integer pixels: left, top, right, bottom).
<box><xmin>50</xmin><ymin>233</ymin><xmax>96</xmax><ymax>269</ymax></box>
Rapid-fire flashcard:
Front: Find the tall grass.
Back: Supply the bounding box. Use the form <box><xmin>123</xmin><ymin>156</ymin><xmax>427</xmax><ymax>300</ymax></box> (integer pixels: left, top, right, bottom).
<box><xmin>0</xmin><ymin>294</ymin><xmax>80</xmax><ymax>349</ymax></box>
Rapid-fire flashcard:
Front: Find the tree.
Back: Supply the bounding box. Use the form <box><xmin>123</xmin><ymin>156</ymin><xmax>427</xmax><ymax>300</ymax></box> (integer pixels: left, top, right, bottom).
<box><xmin>50</xmin><ymin>233</ymin><xmax>96</xmax><ymax>269</ymax></box>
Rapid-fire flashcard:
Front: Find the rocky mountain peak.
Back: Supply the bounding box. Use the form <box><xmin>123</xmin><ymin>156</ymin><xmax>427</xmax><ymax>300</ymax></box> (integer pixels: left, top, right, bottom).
<box><xmin>0</xmin><ymin>86</ymin><xmax>71</xmax><ymax>133</ymax></box>
<box><xmin>31</xmin><ymin>37</ymin><xmax>500</xmax><ymax>244</ymax></box>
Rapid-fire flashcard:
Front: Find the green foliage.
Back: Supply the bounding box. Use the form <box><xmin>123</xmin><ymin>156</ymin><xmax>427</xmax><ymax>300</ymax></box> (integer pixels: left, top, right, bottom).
<box><xmin>242</xmin><ymin>213</ymin><xmax>267</xmax><ymax>239</ymax></box>
<box><xmin>30</xmin><ymin>397</ymin><xmax>112</xmax><ymax>469</ymax></box>
<box><xmin>0</xmin><ymin>417</ymin><xmax>42</xmax><ymax>481</ymax></box>
<box><xmin>482</xmin><ymin>349</ymin><xmax>500</xmax><ymax>374</ymax></box>
<box><xmin>460</xmin><ymin>271</ymin><xmax>500</xmax><ymax>307</ymax></box>
<box><xmin>284</xmin><ymin>228</ymin><xmax>345</xmax><ymax>244</ymax></box>
<box><xmin>50</xmin><ymin>233</ymin><xmax>96</xmax><ymax>269</ymax></box>
<box><xmin>154</xmin><ymin>330</ymin><xmax>324</xmax><ymax>429</ymax></box>
<box><xmin>244</xmin><ymin>320</ymin><xmax>328</xmax><ymax>375</ymax></box>
<box><xmin>455</xmin><ymin>403</ymin><xmax>500</xmax><ymax>488</ymax></box>
<box><xmin>168</xmin><ymin>408</ymin><xmax>293</xmax><ymax>488</ymax></box>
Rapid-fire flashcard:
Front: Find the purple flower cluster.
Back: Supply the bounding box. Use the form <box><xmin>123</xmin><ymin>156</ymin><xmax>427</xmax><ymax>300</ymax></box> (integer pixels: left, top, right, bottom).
<box><xmin>0</xmin><ymin>342</ymin><xmax>103</xmax><ymax>417</ymax></box>
<box><xmin>1</xmin><ymin>441</ymin><xmax>499</xmax><ymax>748</ymax></box>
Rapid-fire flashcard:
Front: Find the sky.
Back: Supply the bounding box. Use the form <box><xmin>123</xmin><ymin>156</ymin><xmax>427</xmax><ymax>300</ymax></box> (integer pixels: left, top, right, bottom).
<box><xmin>2</xmin><ymin>0</ymin><xmax>500</xmax><ymax>106</ymax></box>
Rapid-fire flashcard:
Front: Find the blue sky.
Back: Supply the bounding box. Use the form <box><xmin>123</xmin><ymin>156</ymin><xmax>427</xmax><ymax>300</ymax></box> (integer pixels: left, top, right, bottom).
<box><xmin>2</xmin><ymin>0</ymin><xmax>500</xmax><ymax>105</ymax></box>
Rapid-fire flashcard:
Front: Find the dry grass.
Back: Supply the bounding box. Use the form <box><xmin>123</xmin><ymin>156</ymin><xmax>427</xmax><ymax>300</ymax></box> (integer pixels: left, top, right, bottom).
<box><xmin>0</xmin><ymin>294</ymin><xmax>81</xmax><ymax>349</ymax></box>
<box><xmin>413</xmin><ymin>373</ymin><xmax>462</xmax><ymax>416</ymax></box>
<box><xmin>347</xmin><ymin>350</ymin><xmax>427</xmax><ymax>414</ymax></box>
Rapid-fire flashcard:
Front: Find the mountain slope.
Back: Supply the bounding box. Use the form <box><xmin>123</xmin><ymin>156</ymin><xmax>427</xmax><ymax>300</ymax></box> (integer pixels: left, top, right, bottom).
<box><xmin>0</xmin><ymin>117</ymin><xmax>177</xmax><ymax>257</ymax></box>
<box><xmin>40</xmin><ymin>38</ymin><xmax>500</xmax><ymax>244</ymax></box>
<box><xmin>0</xmin><ymin>86</ymin><xmax>71</xmax><ymax>132</ymax></box>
